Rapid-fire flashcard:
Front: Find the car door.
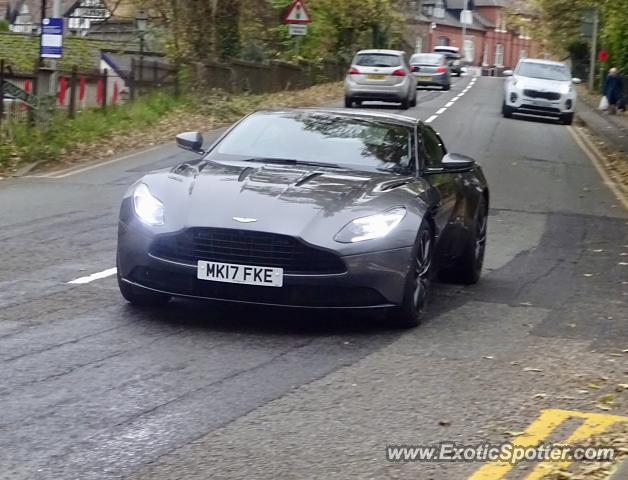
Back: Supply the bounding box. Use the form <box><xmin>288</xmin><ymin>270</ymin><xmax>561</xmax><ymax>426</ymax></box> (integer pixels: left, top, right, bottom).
<box><xmin>420</xmin><ymin>125</ymin><xmax>461</xmax><ymax>255</ymax></box>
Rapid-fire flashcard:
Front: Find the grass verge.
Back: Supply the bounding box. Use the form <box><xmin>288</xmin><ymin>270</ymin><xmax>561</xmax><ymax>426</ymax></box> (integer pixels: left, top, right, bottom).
<box><xmin>0</xmin><ymin>82</ymin><xmax>343</xmax><ymax>176</ymax></box>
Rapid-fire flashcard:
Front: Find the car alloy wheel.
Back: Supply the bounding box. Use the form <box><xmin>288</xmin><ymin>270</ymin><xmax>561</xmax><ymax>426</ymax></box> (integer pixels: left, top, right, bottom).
<box><xmin>389</xmin><ymin>221</ymin><xmax>433</xmax><ymax>328</ymax></box>
<box><xmin>412</xmin><ymin>227</ymin><xmax>433</xmax><ymax>316</ymax></box>
<box><xmin>474</xmin><ymin>206</ymin><xmax>487</xmax><ymax>271</ymax></box>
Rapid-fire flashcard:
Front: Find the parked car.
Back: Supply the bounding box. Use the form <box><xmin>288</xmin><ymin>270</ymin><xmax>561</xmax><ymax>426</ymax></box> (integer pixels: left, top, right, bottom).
<box><xmin>502</xmin><ymin>58</ymin><xmax>581</xmax><ymax>125</ymax></box>
<box><xmin>345</xmin><ymin>49</ymin><xmax>417</xmax><ymax>109</ymax></box>
<box><xmin>116</xmin><ymin>109</ymin><xmax>489</xmax><ymax>328</ymax></box>
<box><xmin>410</xmin><ymin>53</ymin><xmax>451</xmax><ymax>91</ymax></box>
<box><xmin>433</xmin><ymin>46</ymin><xmax>463</xmax><ymax>77</ymax></box>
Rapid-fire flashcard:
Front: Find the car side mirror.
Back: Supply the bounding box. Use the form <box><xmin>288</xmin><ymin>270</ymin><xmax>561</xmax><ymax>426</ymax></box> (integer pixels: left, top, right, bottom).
<box><xmin>176</xmin><ymin>131</ymin><xmax>204</xmax><ymax>154</ymax></box>
<box><xmin>572</xmin><ymin>77</ymin><xmax>582</xmax><ymax>84</ymax></box>
<box><xmin>502</xmin><ymin>70</ymin><xmax>514</xmax><ymax>77</ymax></box>
<box><xmin>428</xmin><ymin>153</ymin><xmax>475</xmax><ymax>173</ymax></box>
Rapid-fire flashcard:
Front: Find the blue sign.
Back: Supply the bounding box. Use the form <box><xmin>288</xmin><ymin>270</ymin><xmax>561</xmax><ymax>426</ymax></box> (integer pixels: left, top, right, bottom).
<box><xmin>40</xmin><ymin>17</ymin><xmax>64</xmax><ymax>59</ymax></box>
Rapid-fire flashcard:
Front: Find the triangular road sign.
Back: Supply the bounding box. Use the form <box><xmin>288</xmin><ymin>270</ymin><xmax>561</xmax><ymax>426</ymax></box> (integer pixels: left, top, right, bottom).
<box><xmin>283</xmin><ymin>0</ymin><xmax>312</xmax><ymax>24</ymax></box>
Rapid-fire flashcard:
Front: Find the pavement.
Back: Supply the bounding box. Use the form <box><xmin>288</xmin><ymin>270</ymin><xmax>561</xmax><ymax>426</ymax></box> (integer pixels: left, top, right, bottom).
<box><xmin>0</xmin><ymin>74</ymin><xmax>627</xmax><ymax>480</ymax></box>
<box><xmin>575</xmin><ymin>89</ymin><xmax>628</xmax><ymax>153</ymax></box>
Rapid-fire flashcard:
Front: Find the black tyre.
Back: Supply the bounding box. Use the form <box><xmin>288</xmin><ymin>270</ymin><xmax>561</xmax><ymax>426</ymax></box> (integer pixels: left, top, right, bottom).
<box><xmin>400</xmin><ymin>96</ymin><xmax>410</xmax><ymax>110</ymax></box>
<box><xmin>118</xmin><ymin>272</ymin><xmax>171</xmax><ymax>307</ymax></box>
<box><xmin>443</xmin><ymin>83</ymin><xmax>451</xmax><ymax>91</ymax></box>
<box><xmin>502</xmin><ymin>102</ymin><xmax>513</xmax><ymax>118</ymax></box>
<box><xmin>355</xmin><ymin>100</ymin><xmax>363</xmax><ymax>107</ymax></box>
<box><xmin>388</xmin><ymin>221</ymin><xmax>434</xmax><ymax>328</ymax></box>
<box><xmin>561</xmin><ymin>113</ymin><xmax>574</xmax><ymax>125</ymax></box>
<box><xmin>440</xmin><ymin>197</ymin><xmax>488</xmax><ymax>285</ymax></box>
<box><xmin>344</xmin><ymin>96</ymin><xmax>353</xmax><ymax>108</ymax></box>
<box><xmin>410</xmin><ymin>92</ymin><xmax>417</xmax><ymax>107</ymax></box>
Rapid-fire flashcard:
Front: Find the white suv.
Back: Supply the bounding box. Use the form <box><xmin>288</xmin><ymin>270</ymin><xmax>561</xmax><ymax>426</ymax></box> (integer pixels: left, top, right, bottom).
<box><xmin>502</xmin><ymin>59</ymin><xmax>581</xmax><ymax>125</ymax></box>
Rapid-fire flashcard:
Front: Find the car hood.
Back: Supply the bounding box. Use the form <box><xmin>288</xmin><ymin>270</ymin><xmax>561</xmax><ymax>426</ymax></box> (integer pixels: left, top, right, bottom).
<box><xmin>139</xmin><ymin>160</ymin><xmax>430</xmax><ymax>253</ymax></box>
<box><xmin>513</xmin><ymin>75</ymin><xmax>570</xmax><ymax>92</ymax></box>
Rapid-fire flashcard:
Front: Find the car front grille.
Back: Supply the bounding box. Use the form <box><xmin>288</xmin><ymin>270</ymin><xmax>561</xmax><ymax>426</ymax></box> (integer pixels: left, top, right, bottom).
<box><xmin>523</xmin><ymin>89</ymin><xmax>561</xmax><ymax>101</ymax></box>
<box><xmin>150</xmin><ymin>228</ymin><xmax>346</xmax><ymax>275</ymax></box>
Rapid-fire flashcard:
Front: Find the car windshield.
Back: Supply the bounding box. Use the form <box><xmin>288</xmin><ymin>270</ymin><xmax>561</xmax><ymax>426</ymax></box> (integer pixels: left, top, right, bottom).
<box><xmin>354</xmin><ymin>53</ymin><xmax>401</xmax><ymax>68</ymax></box>
<box><xmin>209</xmin><ymin>112</ymin><xmax>415</xmax><ymax>173</ymax></box>
<box><xmin>516</xmin><ymin>62</ymin><xmax>571</xmax><ymax>81</ymax></box>
<box><xmin>410</xmin><ymin>54</ymin><xmax>442</xmax><ymax>65</ymax></box>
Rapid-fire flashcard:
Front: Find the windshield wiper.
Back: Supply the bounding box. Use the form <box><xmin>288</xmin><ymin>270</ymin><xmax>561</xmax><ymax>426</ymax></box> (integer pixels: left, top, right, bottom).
<box><xmin>242</xmin><ymin>158</ymin><xmax>342</xmax><ymax>169</ymax></box>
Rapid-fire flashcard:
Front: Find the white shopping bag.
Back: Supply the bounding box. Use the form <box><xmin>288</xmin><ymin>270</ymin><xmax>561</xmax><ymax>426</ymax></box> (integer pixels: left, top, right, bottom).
<box><xmin>599</xmin><ymin>95</ymin><xmax>609</xmax><ymax>110</ymax></box>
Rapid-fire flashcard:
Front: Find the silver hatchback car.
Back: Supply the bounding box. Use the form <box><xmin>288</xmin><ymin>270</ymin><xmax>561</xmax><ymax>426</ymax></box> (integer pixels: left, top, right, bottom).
<box><xmin>344</xmin><ymin>50</ymin><xmax>417</xmax><ymax>109</ymax></box>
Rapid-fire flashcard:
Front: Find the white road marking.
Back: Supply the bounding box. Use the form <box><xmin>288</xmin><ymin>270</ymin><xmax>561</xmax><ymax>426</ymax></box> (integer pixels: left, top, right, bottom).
<box><xmin>68</xmin><ymin>267</ymin><xmax>117</xmax><ymax>285</ymax></box>
<box><xmin>423</xmin><ymin>77</ymin><xmax>476</xmax><ymax>124</ymax></box>
<box><xmin>44</xmin><ymin>145</ymin><xmax>165</xmax><ymax>179</ymax></box>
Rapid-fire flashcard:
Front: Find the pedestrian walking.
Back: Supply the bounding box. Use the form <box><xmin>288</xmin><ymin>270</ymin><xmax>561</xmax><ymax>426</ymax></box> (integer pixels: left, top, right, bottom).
<box><xmin>602</xmin><ymin>67</ymin><xmax>623</xmax><ymax>115</ymax></box>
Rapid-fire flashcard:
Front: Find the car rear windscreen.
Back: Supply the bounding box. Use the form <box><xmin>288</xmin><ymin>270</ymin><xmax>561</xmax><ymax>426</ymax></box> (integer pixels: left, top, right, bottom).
<box><xmin>410</xmin><ymin>54</ymin><xmax>442</xmax><ymax>65</ymax></box>
<box><xmin>354</xmin><ymin>54</ymin><xmax>401</xmax><ymax>68</ymax></box>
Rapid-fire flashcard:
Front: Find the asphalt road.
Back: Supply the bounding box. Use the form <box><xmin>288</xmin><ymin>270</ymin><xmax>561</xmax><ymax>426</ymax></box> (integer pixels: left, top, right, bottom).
<box><xmin>0</xmin><ymin>74</ymin><xmax>626</xmax><ymax>480</ymax></box>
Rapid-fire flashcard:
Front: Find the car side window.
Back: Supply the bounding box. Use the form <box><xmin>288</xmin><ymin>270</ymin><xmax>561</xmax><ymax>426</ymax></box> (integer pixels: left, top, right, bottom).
<box><xmin>421</xmin><ymin>126</ymin><xmax>446</xmax><ymax>168</ymax></box>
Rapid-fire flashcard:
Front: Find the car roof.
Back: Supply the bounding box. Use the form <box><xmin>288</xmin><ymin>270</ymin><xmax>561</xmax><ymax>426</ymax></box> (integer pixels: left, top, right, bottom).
<box><xmin>355</xmin><ymin>49</ymin><xmax>405</xmax><ymax>56</ymax></box>
<box><xmin>254</xmin><ymin>108</ymin><xmax>421</xmax><ymax>128</ymax></box>
<box><xmin>518</xmin><ymin>58</ymin><xmax>567</xmax><ymax>67</ymax></box>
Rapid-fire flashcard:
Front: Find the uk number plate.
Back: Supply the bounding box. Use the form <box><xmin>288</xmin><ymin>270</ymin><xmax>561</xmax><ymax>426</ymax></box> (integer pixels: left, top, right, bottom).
<box><xmin>197</xmin><ymin>261</ymin><xmax>283</xmax><ymax>287</ymax></box>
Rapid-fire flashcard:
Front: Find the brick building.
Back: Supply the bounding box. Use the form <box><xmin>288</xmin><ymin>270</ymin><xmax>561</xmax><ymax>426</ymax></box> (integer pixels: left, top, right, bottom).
<box><xmin>405</xmin><ymin>0</ymin><xmax>542</xmax><ymax>69</ymax></box>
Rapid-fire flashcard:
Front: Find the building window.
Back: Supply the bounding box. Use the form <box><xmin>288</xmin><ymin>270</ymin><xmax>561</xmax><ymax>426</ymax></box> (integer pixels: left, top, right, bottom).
<box><xmin>437</xmin><ymin>36</ymin><xmax>450</xmax><ymax>46</ymax></box>
<box><xmin>434</xmin><ymin>0</ymin><xmax>445</xmax><ymax>19</ymax></box>
<box><xmin>463</xmin><ymin>38</ymin><xmax>475</xmax><ymax>63</ymax></box>
<box><xmin>495</xmin><ymin>43</ymin><xmax>504</xmax><ymax>67</ymax></box>
<box><xmin>415</xmin><ymin>37</ymin><xmax>423</xmax><ymax>53</ymax></box>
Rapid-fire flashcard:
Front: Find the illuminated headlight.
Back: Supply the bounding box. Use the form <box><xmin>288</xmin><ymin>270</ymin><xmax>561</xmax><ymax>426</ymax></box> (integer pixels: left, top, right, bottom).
<box><xmin>335</xmin><ymin>207</ymin><xmax>406</xmax><ymax>243</ymax></box>
<box><xmin>133</xmin><ymin>183</ymin><xmax>165</xmax><ymax>226</ymax></box>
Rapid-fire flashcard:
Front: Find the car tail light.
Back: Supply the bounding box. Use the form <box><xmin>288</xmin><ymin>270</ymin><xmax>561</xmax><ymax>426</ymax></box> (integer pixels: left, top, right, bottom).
<box><xmin>347</xmin><ymin>67</ymin><xmax>360</xmax><ymax>75</ymax></box>
<box><xmin>391</xmin><ymin>69</ymin><xmax>406</xmax><ymax>77</ymax></box>
<box><xmin>436</xmin><ymin>66</ymin><xmax>447</xmax><ymax>73</ymax></box>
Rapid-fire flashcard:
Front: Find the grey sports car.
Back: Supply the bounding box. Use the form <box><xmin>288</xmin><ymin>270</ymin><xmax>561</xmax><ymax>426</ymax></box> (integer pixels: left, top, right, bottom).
<box><xmin>116</xmin><ymin>109</ymin><xmax>489</xmax><ymax>327</ymax></box>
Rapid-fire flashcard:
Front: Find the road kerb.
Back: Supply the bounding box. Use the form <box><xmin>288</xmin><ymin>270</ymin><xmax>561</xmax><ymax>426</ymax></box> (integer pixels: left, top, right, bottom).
<box><xmin>567</xmin><ymin>124</ymin><xmax>628</xmax><ymax>211</ymax></box>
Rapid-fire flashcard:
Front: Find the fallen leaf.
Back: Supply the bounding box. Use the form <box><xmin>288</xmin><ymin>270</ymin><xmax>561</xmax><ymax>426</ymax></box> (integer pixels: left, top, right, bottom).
<box><xmin>534</xmin><ymin>393</ymin><xmax>547</xmax><ymax>399</ymax></box>
<box><xmin>524</xmin><ymin>367</ymin><xmax>543</xmax><ymax>372</ymax></box>
<box><xmin>504</xmin><ymin>431</ymin><xmax>526</xmax><ymax>437</ymax></box>
<box><xmin>586</xmin><ymin>383</ymin><xmax>602</xmax><ymax>390</ymax></box>
<box><xmin>598</xmin><ymin>394</ymin><xmax>615</xmax><ymax>404</ymax></box>
<box><xmin>583</xmin><ymin>273</ymin><xmax>594</xmax><ymax>277</ymax></box>
<box><xmin>595</xmin><ymin>403</ymin><xmax>611</xmax><ymax>411</ymax></box>
<box><xmin>483</xmin><ymin>356</ymin><xmax>494</xmax><ymax>360</ymax></box>
<box><xmin>438</xmin><ymin>420</ymin><xmax>451</xmax><ymax>427</ymax></box>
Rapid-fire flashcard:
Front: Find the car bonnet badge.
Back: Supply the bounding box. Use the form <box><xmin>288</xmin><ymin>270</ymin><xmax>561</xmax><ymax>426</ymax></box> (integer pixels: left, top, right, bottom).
<box><xmin>233</xmin><ymin>217</ymin><xmax>257</xmax><ymax>223</ymax></box>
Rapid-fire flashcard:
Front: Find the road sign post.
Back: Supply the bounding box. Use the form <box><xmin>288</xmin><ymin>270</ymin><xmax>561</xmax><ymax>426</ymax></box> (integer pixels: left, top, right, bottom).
<box><xmin>283</xmin><ymin>0</ymin><xmax>312</xmax><ymax>58</ymax></box>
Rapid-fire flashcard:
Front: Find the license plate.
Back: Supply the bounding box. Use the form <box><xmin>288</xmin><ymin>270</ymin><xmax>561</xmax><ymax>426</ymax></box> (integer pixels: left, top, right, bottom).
<box><xmin>532</xmin><ymin>100</ymin><xmax>551</xmax><ymax>107</ymax></box>
<box><xmin>367</xmin><ymin>74</ymin><xmax>385</xmax><ymax>80</ymax></box>
<box><xmin>418</xmin><ymin>76</ymin><xmax>432</xmax><ymax>81</ymax></box>
<box><xmin>197</xmin><ymin>261</ymin><xmax>283</xmax><ymax>287</ymax></box>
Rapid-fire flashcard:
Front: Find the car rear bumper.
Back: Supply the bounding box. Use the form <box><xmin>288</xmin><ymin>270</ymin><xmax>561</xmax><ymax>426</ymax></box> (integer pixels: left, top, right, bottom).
<box><xmin>414</xmin><ymin>73</ymin><xmax>448</xmax><ymax>86</ymax></box>
<box><xmin>344</xmin><ymin>79</ymin><xmax>410</xmax><ymax>102</ymax></box>
<box><xmin>117</xmin><ymin>222</ymin><xmax>413</xmax><ymax>309</ymax></box>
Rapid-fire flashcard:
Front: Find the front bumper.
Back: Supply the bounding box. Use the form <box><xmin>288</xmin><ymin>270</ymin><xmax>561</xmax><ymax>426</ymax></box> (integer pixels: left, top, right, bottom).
<box><xmin>117</xmin><ymin>222</ymin><xmax>413</xmax><ymax>309</ymax></box>
<box><xmin>506</xmin><ymin>89</ymin><xmax>575</xmax><ymax>117</ymax></box>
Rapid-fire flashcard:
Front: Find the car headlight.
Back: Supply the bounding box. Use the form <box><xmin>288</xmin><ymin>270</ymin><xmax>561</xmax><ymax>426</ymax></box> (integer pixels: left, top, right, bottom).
<box><xmin>133</xmin><ymin>183</ymin><xmax>165</xmax><ymax>226</ymax></box>
<box><xmin>335</xmin><ymin>207</ymin><xmax>406</xmax><ymax>243</ymax></box>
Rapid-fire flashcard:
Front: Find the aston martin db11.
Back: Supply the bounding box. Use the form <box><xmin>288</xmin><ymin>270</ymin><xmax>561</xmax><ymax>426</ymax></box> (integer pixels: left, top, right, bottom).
<box><xmin>116</xmin><ymin>109</ymin><xmax>489</xmax><ymax>327</ymax></box>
